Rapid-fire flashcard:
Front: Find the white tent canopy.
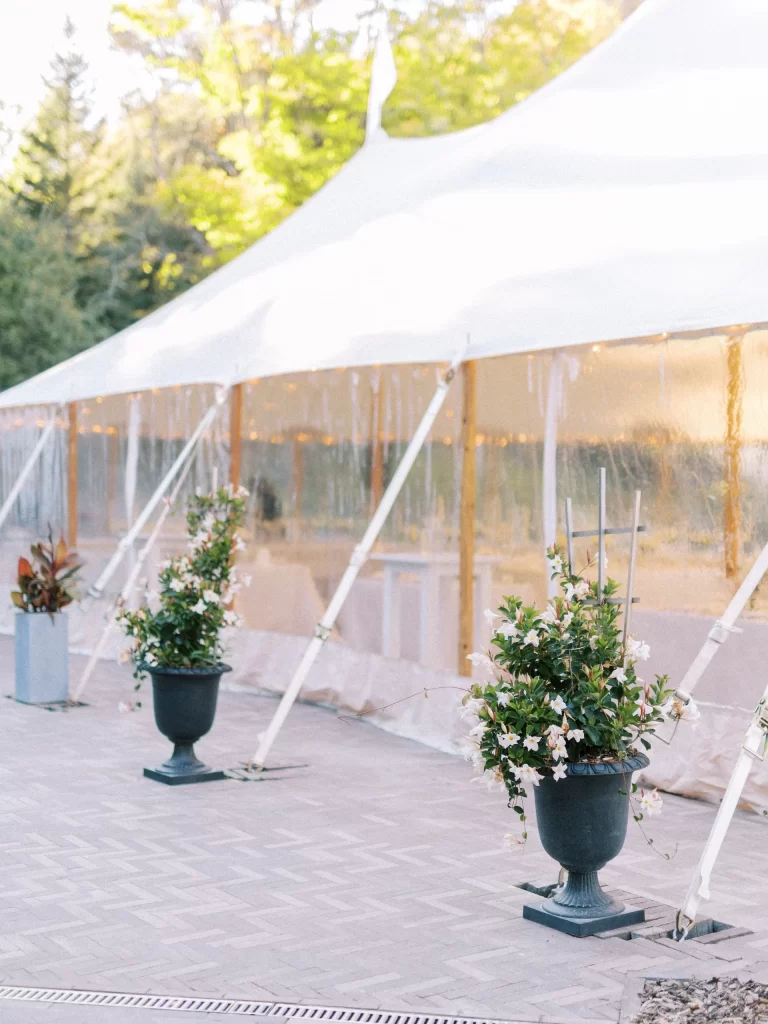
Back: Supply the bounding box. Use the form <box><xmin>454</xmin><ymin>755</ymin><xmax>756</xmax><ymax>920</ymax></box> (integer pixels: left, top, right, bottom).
<box><xmin>1</xmin><ymin>0</ymin><xmax>766</xmax><ymax>410</ymax></box>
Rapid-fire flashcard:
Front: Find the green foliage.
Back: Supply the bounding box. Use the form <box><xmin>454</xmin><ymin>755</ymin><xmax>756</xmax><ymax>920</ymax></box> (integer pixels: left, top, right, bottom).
<box><xmin>118</xmin><ymin>486</ymin><xmax>249</xmax><ymax>673</ymax></box>
<box><xmin>462</xmin><ymin>544</ymin><xmax>684</xmax><ymax>808</ymax></box>
<box><xmin>12</xmin><ymin>530</ymin><xmax>83</xmax><ymax>615</ymax></box>
<box><xmin>0</xmin><ymin>203</ymin><xmax>97</xmax><ymax>389</ymax></box>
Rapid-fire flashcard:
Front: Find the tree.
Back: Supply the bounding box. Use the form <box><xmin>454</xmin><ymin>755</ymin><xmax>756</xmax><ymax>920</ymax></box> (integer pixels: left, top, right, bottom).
<box><xmin>11</xmin><ymin>18</ymin><xmax>105</xmax><ymax>255</ymax></box>
<box><xmin>0</xmin><ymin>204</ymin><xmax>96</xmax><ymax>389</ymax></box>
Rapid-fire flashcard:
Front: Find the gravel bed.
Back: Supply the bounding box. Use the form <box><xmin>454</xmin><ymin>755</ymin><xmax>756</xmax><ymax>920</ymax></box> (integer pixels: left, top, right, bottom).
<box><xmin>635</xmin><ymin>978</ymin><xmax>768</xmax><ymax>1023</ymax></box>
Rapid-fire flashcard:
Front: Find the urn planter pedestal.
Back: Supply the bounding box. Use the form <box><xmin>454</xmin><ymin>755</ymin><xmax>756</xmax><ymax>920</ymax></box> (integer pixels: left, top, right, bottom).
<box><xmin>523</xmin><ymin>753</ymin><xmax>650</xmax><ymax>937</ymax></box>
<box><xmin>143</xmin><ymin>665</ymin><xmax>230</xmax><ymax>785</ymax></box>
<box><xmin>14</xmin><ymin>611</ymin><xmax>69</xmax><ymax>704</ymax></box>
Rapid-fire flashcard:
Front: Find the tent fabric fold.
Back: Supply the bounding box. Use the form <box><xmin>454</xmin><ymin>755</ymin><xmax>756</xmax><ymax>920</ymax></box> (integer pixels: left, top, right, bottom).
<box><xmin>1</xmin><ymin>0</ymin><xmax>766</xmax><ymax>410</ymax></box>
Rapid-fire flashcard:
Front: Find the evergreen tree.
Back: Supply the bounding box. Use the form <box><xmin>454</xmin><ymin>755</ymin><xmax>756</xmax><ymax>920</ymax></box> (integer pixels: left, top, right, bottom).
<box><xmin>12</xmin><ymin>18</ymin><xmax>104</xmax><ymax>255</ymax></box>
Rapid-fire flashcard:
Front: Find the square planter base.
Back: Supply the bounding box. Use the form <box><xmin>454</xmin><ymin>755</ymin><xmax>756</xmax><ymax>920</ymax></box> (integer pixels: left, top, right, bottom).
<box><xmin>143</xmin><ymin>765</ymin><xmax>228</xmax><ymax>786</ymax></box>
<box><xmin>523</xmin><ymin>900</ymin><xmax>645</xmax><ymax>937</ymax></box>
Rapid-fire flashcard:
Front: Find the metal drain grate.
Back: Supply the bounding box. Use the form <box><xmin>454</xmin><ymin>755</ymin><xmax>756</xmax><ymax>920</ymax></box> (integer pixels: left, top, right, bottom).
<box><xmin>0</xmin><ymin>986</ymin><xmax>517</xmax><ymax>1024</ymax></box>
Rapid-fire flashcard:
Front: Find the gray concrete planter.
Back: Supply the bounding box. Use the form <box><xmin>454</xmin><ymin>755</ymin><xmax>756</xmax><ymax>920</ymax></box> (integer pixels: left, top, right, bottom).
<box><xmin>523</xmin><ymin>752</ymin><xmax>650</xmax><ymax>936</ymax></box>
<box><xmin>14</xmin><ymin>610</ymin><xmax>69</xmax><ymax>704</ymax></box>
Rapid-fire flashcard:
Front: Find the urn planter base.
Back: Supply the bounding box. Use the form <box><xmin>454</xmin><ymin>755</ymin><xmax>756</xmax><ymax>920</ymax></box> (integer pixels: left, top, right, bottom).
<box><xmin>528</xmin><ymin>884</ymin><xmax>647</xmax><ymax>937</ymax></box>
<box><xmin>144</xmin><ymin>765</ymin><xmax>227</xmax><ymax>786</ymax></box>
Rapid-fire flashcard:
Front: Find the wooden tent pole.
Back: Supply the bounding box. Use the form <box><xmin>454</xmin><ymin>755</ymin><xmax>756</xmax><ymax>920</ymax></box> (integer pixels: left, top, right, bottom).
<box><xmin>229</xmin><ymin>383</ymin><xmax>243</xmax><ymax>490</ymax></box>
<box><xmin>458</xmin><ymin>360</ymin><xmax>477</xmax><ymax>676</ymax></box>
<box><xmin>724</xmin><ymin>334</ymin><xmax>745</xmax><ymax>579</ymax></box>
<box><xmin>67</xmin><ymin>402</ymin><xmax>78</xmax><ymax>548</ymax></box>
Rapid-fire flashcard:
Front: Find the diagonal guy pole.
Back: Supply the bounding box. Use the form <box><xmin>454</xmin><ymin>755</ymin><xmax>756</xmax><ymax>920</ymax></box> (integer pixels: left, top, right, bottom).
<box><xmin>71</xmin><ymin>442</ymin><xmax>200</xmax><ymax>704</ymax></box>
<box><xmin>0</xmin><ymin>409</ymin><xmax>60</xmax><ymax>536</ymax></box>
<box><xmin>249</xmin><ymin>349</ymin><xmax>466</xmax><ymax>769</ymax></box>
<box><xmin>87</xmin><ymin>388</ymin><xmax>228</xmax><ymax>601</ymax></box>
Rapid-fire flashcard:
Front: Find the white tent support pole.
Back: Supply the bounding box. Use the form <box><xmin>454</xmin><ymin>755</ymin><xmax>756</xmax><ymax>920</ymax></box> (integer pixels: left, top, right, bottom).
<box><xmin>71</xmin><ymin>444</ymin><xmax>199</xmax><ymax>704</ymax></box>
<box><xmin>0</xmin><ymin>410</ymin><xmax>59</xmax><ymax>536</ymax></box>
<box><xmin>88</xmin><ymin>391</ymin><xmax>227</xmax><ymax>599</ymax></box>
<box><xmin>622</xmin><ymin>490</ymin><xmax>642</xmax><ymax>645</ymax></box>
<box><xmin>249</xmin><ymin>355</ymin><xmax>464</xmax><ymax>769</ymax></box>
<box><xmin>675</xmin><ymin>686</ymin><xmax>768</xmax><ymax>938</ymax></box>
<box><xmin>674</xmin><ymin>540</ymin><xmax>768</xmax><ymax>703</ymax></box>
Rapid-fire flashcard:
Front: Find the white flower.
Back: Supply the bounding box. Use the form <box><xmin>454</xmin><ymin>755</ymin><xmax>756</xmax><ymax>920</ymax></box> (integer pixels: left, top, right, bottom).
<box><xmin>565</xmin><ymin>579</ymin><xmax>590</xmax><ymax>602</ymax></box>
<box><xmin>552</xmin><ymin>738</ymin><xmax>568</xmax><ymax>761</ymax></box>
<box><xmin>523</xmin><ymin>629</ymin><xmax>539</xmax><ymax>648</ymax></box>
<box><xmin>467</xmin><ymin>652</ymin><xmax>495</xmax><ymax>677</ymax></box>
<box><xmin>544</xmin><ymin>723</ymin><xmax>563</xmax><ymax>738</ymax></box>
<box><xmin>190</xmin><ymin>531</ymin><xmax>210</xmax><ymax>549</ymax></box>
<box><xmin>547</xmin><ymin>553</ymin><xmax>563</xmax><ymax>573</ymax></box>
<box><xmin>561</xmin><ymin>612</ymin><xmax>574</xmax><ymax>629</ymax></box>
<box><xmin>496</xmin><ymin>620</ymin><xmax>518</xmax><ymax>640</ymax></box>
<box><xmin>117</xmin><ymin>701</ymin><xmax>132</xmax><ymax>713</ymax></box>
<box><xmin>552</xmin><ymin>762</ymin><xmax>568</xmax><ymax>781</ymax></box>
<box><xmin>202</xmin><ymin>589</ymin><xmax>220</xmax><ymax>605</ymax></box>
<box><xmin>517</xmin><ymin>764</ymin><xmax>543</xmax><ymax>787</ymax></box>
<box><xmin>568</xmin><ymin>728</ymin><xmax>585</xmax><ymax>743</ymax></box>
<box><xmin>550</xmin><ymin>695</ymin><xmax>567</xmax><ymax>715</ymax></box>
<box><xmin>144</xmin><ymin>650</ymin><xmax>157</xmax><ymax>666</ymax></box>
<box><xmin>589</xmin><ymin>635</ymin><xmax>599</xmax><ymax>650</ymax></box>
<box><xmin>610</xmin><ymin>667</ymin><xmax>627</xmax><ymax>683</ymax></box>
<box><xmin>498</xmin><ymin>732</ymin><xmax>520</xmax><ymax>749</ymax></box>
<box><xmin>626</xmin><ymin>638</ymin><xmax>651</xmax><ymax>663</ymax></box>
<box><xmin>241</xmin><ymin>573</ymin><xmax>253</xmax><ymax>588</ymax></box>
<box><xmin>223</xmin><ymin>610</ymin><xmax>241</xmax><ymax>628</ymax></box>
<box><xmin>638</xmin><ymin>789</ymin><xmax>663</xmax><ymax>817</ymax></box>
<box><xmin>191</xmin><ymin>599</ymin><xmax>207</xmax><ymax>614</ymax></box>
<box><xmin>484</xmin><ymin>608</ymin><xmax>500</xmax><ymax>627</ymax></box>
<box><xmin>540</xmin><ymin>604</ymin><xmax>559</xmax><ymax>625</ymax></box>
<box><xmin>495</xmin><ymin>689</ymin><xmax>511</xmax><ymax>707</ymax></box>
<box><xmin>233</xmin><ymin>535</ymin><xmax>246</xmax><ymax>553</ymax></box>
<box><xmin>472</xmin><ymin>768</ymin><xmax>504</xmax><ymax>791</ymax></box>
<box><xmin>468</xmin><ymin>721</ymin><xmax>487</xmax><ymax>739</ymax></box>
<box><xmin>460</xmin><ymin>697</ymin><xmax>486</xmax><ymax>721</ymax></box>
<box><xmin>202</xmin><ymin>512</ymin><xmax>216</xmax><ymax>531</ymax></box>
<box><xmin>503</xmin><ymin>833</ymin><xmax>524</xmax><ymax>848</ymax></box>
<box><xmin>523</xmin><ymin>735</ymin><xmax>541</xmax><ymax>751</ymax></box>
<box><xmin>169</xmin><ymin>578</ymin><xmax>185</xmax><ymax>593</ymax></box>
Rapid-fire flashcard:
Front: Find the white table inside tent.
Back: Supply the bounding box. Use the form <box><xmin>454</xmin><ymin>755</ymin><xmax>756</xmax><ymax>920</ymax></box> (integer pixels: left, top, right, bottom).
<box><xmin>370</xmin><ymin>552</ymin><xmax>497</xmax><ymax>670</ymax></box>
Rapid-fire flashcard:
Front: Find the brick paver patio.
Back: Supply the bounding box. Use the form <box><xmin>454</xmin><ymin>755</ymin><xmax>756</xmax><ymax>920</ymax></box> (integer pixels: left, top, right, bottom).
<box><xmin>0</xmin><ymin>635</ymin><xmax>767</xmax><ymax>1023</ymax></box>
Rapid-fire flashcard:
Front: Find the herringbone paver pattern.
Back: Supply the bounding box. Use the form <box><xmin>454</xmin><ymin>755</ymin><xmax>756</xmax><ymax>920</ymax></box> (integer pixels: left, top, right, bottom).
<box><xmin>0</xmin><ymin>635</ymin><xmax>767</xmax><ymax>1024</ymax></box>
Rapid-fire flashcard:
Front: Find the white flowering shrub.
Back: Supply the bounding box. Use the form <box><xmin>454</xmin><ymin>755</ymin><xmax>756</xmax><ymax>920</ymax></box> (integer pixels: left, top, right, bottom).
<box><xmin>463</xmin><ymin>545</ymin><xmax>697</xmax><ymax>831</ymax></box>
<box><xmin>118</xmin><ymin>485</ymin><xmax>250</xmax><ymax>676</ymax></box>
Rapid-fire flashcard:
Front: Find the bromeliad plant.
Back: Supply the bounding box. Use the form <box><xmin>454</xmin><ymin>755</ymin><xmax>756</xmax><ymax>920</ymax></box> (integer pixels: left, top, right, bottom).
<box><xmin>462</xmin><ymin>545</ymin><xmax>697</xmax><ymax>832</ymax></box>
<box><xmin>12</xmin><ymin>530</ymin><xmax>82</xmax><ymax>616</ymax></box>
<box><xmin>117</xmin><ymin>485</ymin><xmax>250</xmax><ymax>676</ymax></box>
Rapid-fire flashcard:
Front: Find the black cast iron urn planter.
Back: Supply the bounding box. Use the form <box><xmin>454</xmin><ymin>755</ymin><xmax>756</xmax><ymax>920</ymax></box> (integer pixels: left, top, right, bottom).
<box><xmin>142</xmin><ymin>664</ymin><xmax>231</xmax><ymax>785</ymax></box>
<box><xmin>522</xmin><ymin>752</ymin><xmax>650</xmax><ymax>937</ymax></box>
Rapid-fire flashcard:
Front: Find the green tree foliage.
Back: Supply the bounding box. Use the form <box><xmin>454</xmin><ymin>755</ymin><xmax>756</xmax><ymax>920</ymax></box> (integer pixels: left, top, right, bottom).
<box><xmin>0</xmin><ymin>204</ymin><xmax>95</xmax><ymax>389</ymax></box>
<box><xmin>0</xmin><ymin>1</ymin><xmax>618</xmax><ymax>389</ymax></box>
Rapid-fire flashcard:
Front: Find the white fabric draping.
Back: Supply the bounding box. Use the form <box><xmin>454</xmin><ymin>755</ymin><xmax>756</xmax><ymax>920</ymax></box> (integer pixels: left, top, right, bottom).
<box><xmin>1</xmin><ymin>0</ymin><xmax>766</xmax><ymax>409</ymax></box>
